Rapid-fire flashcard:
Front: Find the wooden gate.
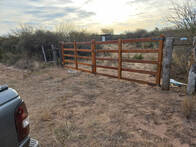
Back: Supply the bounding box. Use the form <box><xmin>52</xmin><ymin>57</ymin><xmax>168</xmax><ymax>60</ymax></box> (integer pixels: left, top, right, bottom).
<box><xmin>61</xmin><ymin>35</ymin><xmax>164</xmax><ymax>85</ymax></box>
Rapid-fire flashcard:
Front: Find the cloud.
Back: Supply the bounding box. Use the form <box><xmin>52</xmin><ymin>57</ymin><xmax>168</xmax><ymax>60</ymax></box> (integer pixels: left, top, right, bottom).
<box><xmin>84</xmin><ymin>0</ymin><xmax>93</xmax><ymax>4</ymax></box>
<box><xmin>1</xmin><ymin>21</ymin><xmax>16</xmax><ymax>25</ymax></box>
<box><xmin>24</xmin><ymin>6</ymin><xmax>95</xmax><ymax>21</ymax></box>
<box><xmin>126</xmin><ymin>0</ymin><xmax>154</xmax><ymax>5</ymax></box>
<box><xmin>0</xmin><ymin>0</ymin><xmax>95</xmax><ymax>34</ymax></box>
<box><xmin>0</xmin><ymin>0</ymin><xmax>188</xmax><ymax>35</ymax></box>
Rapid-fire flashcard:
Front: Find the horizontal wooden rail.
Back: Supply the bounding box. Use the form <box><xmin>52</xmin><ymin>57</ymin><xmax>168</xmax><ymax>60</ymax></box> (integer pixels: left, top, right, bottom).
<box><xmin>122</xmin><ymin>68</ymin><xmax>157</xmax><ymax>75</ymax></box>
<box><xmin>122</xmin><ymin>38</ymin><xmax>162</xmax><ymax>43</ymax></box>
<box><xmin>96</xmin><ymin>40</ymin><xmax>118</xmax><ymax>44</ymax></box>
<box><xmin>96</xmin><ymin>72</ymin><xmax>118</xmax><ymax>78</ymax></box>
<box><xmin>96</xmin><ymin>65</ymin><xmax>118</xmax><ymax>70</ymax></box>
<box><xmin>64</xmin><ymin>48</ymin><xmax>91</xmax><ymax>52</ymax></box>
<box><xmin>96</xmin><ymin>57</ymin><xmax>117</xmax><ymax>61</ymax></box>
<box><xmin>97</xmin><ymin>72</ymin><xmax>156</xmax><ymax>85</ymax></box>
<box><xmin>62</xmin><ymin>41</ymin><xmax>91</xmax><ymax>45</ymax></box>
<box><xmin>122</xmin><ymin>59</ymin><xmax>159</xmax><ymax>64</ymax></box>
<box><xmin>77</xmin><ymin>62</ymin><xmax>92</xmax><ymax>66</ymax></box>
<box><xmin>78</xmin><ymin>68</ymin><xmax>92</xmax><ymax>73</ymax></box>
<box><xmin>64</xmin><ymin>60</ymin><xmax>75</xmax><ymax>63</ymax></box>
<box><xmin>77</xmin><ymin>49</ymin><xmax>91</xmax><ymax>52</ymax></box>
<box><xmin>64</xmin><ymin>54</ymin><xmax>74</xmax><ymax>57</ymax></box>
<box><xmin>121</xmin><ymin>77</ymin><xmax>156</xmax><ymax>85</ymax></box>
<box><xmin>96</xmin><ymin>49</ymin><xmax>118</xmax><ymax>53</ymax></box>
<box><xmin>62</xmin><ymin>38</ymin><xmax>162</xmax><ymax>45</ymax></box>
<box><xmin>122</xmin><ymin>49</ymin><xmax>159</xmax><ymax>53</ymax></box>
<box><xmin>77</xmin><ymin>56</ymin><xmax>91</xmax><ymax>59</ymax></box>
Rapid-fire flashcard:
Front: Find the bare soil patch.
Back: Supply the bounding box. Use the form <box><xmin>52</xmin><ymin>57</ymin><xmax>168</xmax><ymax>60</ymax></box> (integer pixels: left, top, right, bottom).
<box><xmin>0</xmin><ymin>64</ymin><xmax>196</xmax><ymax>147</ymax></box>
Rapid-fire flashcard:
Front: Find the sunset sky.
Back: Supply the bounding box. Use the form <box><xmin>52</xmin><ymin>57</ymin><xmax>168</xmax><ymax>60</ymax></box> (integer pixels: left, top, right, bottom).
<box><xmin>0</xmin><ymin>0</ymin><xmax>188</xmax><ymax>35</ymax></box>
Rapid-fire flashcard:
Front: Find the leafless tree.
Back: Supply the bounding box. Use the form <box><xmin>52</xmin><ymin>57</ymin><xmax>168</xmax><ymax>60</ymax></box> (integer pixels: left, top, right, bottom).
<box><xmin>167</xmin><ymin>0</ymin><xmax>196</xmax><ymax>37</ymax></box>
<box><xmin>55</xmin><ymin>23</ymin><xmax>75</xmax><ymax>37</ymax></box>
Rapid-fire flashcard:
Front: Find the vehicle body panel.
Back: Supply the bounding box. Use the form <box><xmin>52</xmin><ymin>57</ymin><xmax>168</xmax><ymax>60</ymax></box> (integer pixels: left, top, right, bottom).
<box><xmin>0</xmin><ymin>86</ymin><xmax>38</xmax><ymax>147</ymax></box>
<box><xmin>0</xmin><ymin>94</ymin><xmax>21</xmax><ymax>146</ymax></box>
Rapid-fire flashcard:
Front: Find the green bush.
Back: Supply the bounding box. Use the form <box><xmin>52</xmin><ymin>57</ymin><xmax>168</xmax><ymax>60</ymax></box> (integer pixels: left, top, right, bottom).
<box><xmin>132</xmin><ymin>54</ymin><xmax>144</xmax><ymax>60</ymax></box>
<box><xmin>0</xmin><ymin>26</ymin><xmax>101</xmax><ymax>66</ymax></box>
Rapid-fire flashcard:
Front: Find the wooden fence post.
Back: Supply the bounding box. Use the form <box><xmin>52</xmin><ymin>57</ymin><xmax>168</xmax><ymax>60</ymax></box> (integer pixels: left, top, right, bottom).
<box><xmin>74</xmin><ymin>41</ymin><xmax>78</xmax><ymax>69</ymax></box>
<box><xmin>187</xmin><ymin>36</ymin><xmax>196</xmax><ymax>95</ymax></box>
<box><xmin>161</xmin><ymin>37</ymin><xmax>174</xmax><ymax>90</ymax></box>
<box><xmin>118</xmin><ymin>39</ymin><xmax>122</xmax><ymax>79</ymax></box>
<box><xmin>61</xmin><ymin>43</ymin><xmax>65</xmax><ymax>65</ymax></box>
<box><xmin>51</xmin><ymin>44</ymin><xmax>58</xmax><ymax>65</ymax></box>
<box><xmin>156</xmin><ymin>35</ymin><xmax>165</xmax><ymax>85</ymax></box>
<box><xmin>91</xmin><ymin>39</ymin><xmax>96</xmax><ymax>73</ymax></box>
<box><xmin>41</xmin><ymin>45</ymin><xmax>47</xmax><ymax>63</ymax></box>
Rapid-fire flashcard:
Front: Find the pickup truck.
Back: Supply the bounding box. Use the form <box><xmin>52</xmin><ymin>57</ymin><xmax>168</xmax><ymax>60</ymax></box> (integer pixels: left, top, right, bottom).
<box><xmin>0</xmin><ymin>85</ymin><xmax>38</xmax><ymax>147</ymax></box>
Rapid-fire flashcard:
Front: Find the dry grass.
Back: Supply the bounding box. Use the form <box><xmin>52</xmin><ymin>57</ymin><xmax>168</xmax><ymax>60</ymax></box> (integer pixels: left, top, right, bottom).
<box><xmin>54</xmin><ymin>120</ymin><xmax>80</xmax><ymax>145</ymax></box>
<box><xmin>171</xmin><ymin>46</ymin><xmax>191</xmax><ymax>82</ymax></box>
<box><xmin>181</xmin><ymin>97</ymin><xmax>196</xmax><ymax>119</ymax></box>
<box><xmin>0</xmin><ymin>64</ymin><xmax>196</xmax><ymax>146</ymax></box>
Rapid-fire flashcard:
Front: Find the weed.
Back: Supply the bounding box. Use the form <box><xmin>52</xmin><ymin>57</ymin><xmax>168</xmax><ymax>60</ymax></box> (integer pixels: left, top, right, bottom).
<box><xmin>54</xmin><ymin>121</ymin><xmax>87</xmax><ymax>145</ymax></box>
<box><xmin>54</xmin><ymin>121</ymin><xmax>76</xmax><ymax>144</ymax></box>
<box><xmin>132</xmin><ymin>54</ymin><xmax>144</xmax><ymax>60</ymax></box>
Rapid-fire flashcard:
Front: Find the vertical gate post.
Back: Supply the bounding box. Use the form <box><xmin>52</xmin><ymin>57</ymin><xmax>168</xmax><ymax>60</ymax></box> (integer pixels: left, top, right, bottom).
<box><xmin>156</xmin><ymin>35</ymin><xmax>165</xmax><ymax>85</ymax></box>
<box><xmin>61</xmin><ymin>42</ymin><xmax>65</xmax><ymax>65</ymax></box>
<box><xmin>187</xmin><ymin>36</ymin><xmax>196</xmax><ymax>95</ymax></box>
<box><xmin>91</xmin><ymin>39</ymin><xmax>96</xmax><ymax>74</ymax></box>
<box><xmin>74</xmin><ymin>41</ymin><xmax>78</xmax><ymax>69</ymax></box>
<box><xmin>161</xmin><ymin>37</ymin><xmax>175</xmax><ymax>90</ymax></box>
<box><xmin>118</xmin><ymin>39</ymin><xmax>122</xmax><ymax>79</ymax></box>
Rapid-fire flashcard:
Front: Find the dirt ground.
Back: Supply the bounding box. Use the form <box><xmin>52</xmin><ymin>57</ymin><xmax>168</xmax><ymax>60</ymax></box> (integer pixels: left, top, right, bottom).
<box><xmin>0</xmin><ymin>63</ymin><xmax>196</xmax><ymax>147</ymax></box>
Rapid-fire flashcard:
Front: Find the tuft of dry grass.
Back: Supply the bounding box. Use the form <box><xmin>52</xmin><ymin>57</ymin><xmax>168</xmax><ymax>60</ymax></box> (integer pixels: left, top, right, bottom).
<box><xmin>181</xmin><ymin>97</ymin><xmax>195</xmax><ymax>119</ymax></box>
<box><xmin>54</xmin><ymin>121</ymin><xmax>85</xmax><ymax>146</ymax></box>
<box><xmin>40</xmin><ymin>109</ymin><xmax>52</xmax><ymax>121</ymax></box>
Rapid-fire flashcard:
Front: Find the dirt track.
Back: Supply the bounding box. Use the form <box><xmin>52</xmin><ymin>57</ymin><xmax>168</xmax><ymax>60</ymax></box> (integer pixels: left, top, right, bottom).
<box><xmin>0</xmin><ymin>64</ymin><xmax>196</xmax><ymax>147</ymax></box>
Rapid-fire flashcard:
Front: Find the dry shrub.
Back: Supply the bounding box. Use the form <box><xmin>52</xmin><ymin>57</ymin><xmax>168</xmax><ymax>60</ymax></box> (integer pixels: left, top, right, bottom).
<box><xmin>40</xmin><ymin>109</ymin><xmax>52</xmax><ymax>121</ymax></box>
<box><xmin>171</xmin><ymin>47</ymin><xmax>191</xmax><ymax>82</ymax></box>
<box><xmin>1</xmin><ymin>52</ymin><xmax>23</xmax><ymax>65</ymax></box>
<box><xmin>172</xmin><ymin>51</ymin><xmax>189</xmax><ymax>73</ymax></box>
<box><xmin>181</xmin><ymin>97</ymin><xmax>195</xmax><ymax>119</ymax></box>
<box><xmin>15</xmin><ymin>59</ymin><xmax>40</xmax><ymax>69</ymax></box>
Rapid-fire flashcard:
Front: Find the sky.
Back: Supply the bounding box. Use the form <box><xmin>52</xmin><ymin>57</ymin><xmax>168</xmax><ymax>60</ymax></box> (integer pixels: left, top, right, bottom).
<box><xmin>0</xmin><ymin>0</ymin><xmax>188</xmax><ymax>35</ymax></box>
